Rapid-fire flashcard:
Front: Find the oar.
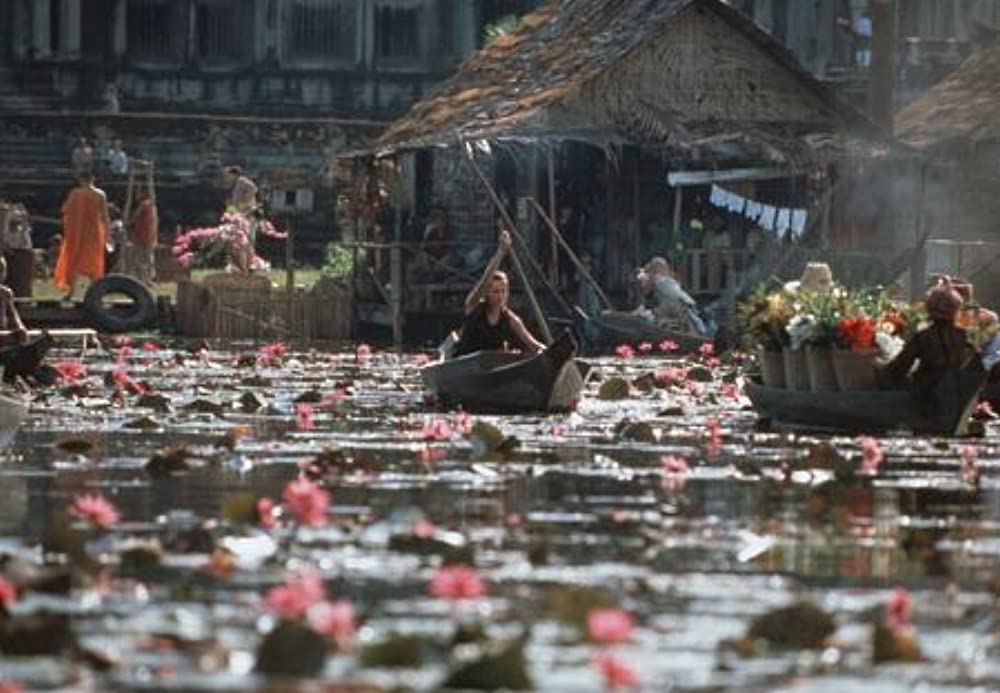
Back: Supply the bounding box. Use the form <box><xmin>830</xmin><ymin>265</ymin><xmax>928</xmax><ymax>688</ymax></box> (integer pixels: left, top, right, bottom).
<box><xmin>507</xmin><ymin>236</ymin><xmax>553</xmax><ymax>344</ymax></box>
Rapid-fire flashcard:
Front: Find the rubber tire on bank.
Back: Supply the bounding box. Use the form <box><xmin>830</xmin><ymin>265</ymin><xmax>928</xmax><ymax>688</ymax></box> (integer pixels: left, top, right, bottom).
<box><xmin>82</xmin><ymin>274</ymin><xmax>157</xmax><ymax>333</ymax></box>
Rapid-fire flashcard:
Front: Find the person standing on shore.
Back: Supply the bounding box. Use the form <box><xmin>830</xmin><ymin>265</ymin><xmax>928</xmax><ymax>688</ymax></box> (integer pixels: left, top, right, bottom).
<box><xmin>54</xmin><ymin>173</ymin><xmax>110</xmax><ymax>300</ymax></box>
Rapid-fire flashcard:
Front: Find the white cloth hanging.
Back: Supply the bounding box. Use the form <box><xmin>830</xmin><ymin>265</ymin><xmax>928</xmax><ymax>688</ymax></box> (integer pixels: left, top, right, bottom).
<box><xmin>758</xmin><ymin>205</ymin><xmax>777</xmax><ymax>231</ymax></box>
<box><xmin>710</xmin><ymin>184</ymin><xmax>725</xmax><ymax>207</ymax></box>
<box><xmin>775</xmin><ymin>208</ymin><xmax>791</xmax><ymax>234</ymax></box>
<box><xmin>791</xmin><ymin>209</ymin><xmax>808</xmax><ymax>237</ymax></box>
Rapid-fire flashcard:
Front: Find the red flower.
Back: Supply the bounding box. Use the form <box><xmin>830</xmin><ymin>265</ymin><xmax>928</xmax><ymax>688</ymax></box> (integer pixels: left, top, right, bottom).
<box><xmin>836</xmin><ymin>317</ymin><xmax>876</xmax><ymax>352</ymax></box>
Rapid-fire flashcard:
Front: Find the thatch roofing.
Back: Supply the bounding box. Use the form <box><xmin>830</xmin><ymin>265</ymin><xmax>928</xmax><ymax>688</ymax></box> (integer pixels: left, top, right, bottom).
<box><xmin>896</xmin><ymin>38</ymin><xmax>1000</xmax><ymax>151</ymax></box>
<box><xmin>374</xmin><ymin>0</ymin><xmax>882</xmax><ymax>165</ymax></box>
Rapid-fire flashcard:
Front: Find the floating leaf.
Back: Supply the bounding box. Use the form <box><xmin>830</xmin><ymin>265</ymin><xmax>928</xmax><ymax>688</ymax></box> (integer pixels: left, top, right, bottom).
<box><xmin>146</xmin><ymin>446</ymin><xmax>196</xmax><ymax>476</ymax></box>
<box><xmin>360</xmin><ymin>632</ymin><xmax>430</xmax><ymax>668</ymax></box>
<box><xmin>183</xmin><ymin>399</ymin><xmax>225</xmax><ymax>415</ymax></box>
<box><xmin>442</xmin><ymin>635</ymin><xmax>532</xmax><ymax>691</ymax></box>
<box><xmin>747</xmin><ymin>601</ymin><xmax>835</xmax><ymax>649</ymax></box>
<box><xmin>597</xmin><ymin>377</ymin><xmax>630</xmax><ymax>401</ymax></box>
<box><xmin>53</xmin><ymin>438</ymin><xmax>95</xmax><ymax>455</ymax></box>
<box><xmin>123</xmin><ymin>415</ymin><xmax>162</xmax><ymax>431</ymax></box>
<box><xmin>255</xmin><ymin>620</ymin><xmax>327</xmax><ymax>677</ymax></box>
<box><xmin>687</xmin><ymin>366</ymin><xmax>714</xmax><ymax>382</ymax></box>
<box><xmin>136</xmin><ymin>392</ymin><xmax>173</xmax><ymax>413</ymax></box>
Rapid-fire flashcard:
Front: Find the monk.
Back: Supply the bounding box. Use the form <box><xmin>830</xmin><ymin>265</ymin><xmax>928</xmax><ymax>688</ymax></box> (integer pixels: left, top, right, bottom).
<box><xmin>55</xmin><ymin>173</ymin><xmax>109</xmax><ymax>300</ymax></box>
<box><xmin>126</xmin><ymin>182</ymin><xmax>158</xmax><ymax>283</ymax></box>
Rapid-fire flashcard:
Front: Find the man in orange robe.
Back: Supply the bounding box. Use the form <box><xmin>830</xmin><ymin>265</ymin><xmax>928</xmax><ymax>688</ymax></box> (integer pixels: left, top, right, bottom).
<box><xmin>55</xmin><ymin>174</ymin><xmax>109</xmax><ymax>299</ymax></box>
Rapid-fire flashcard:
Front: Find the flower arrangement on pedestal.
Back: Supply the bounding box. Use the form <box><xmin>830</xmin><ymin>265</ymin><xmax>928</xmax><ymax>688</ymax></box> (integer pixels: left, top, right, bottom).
<box><xmin>172</xmin><ymin>211</ymin><xmax>287</xmax><ymax>272</ymax></box>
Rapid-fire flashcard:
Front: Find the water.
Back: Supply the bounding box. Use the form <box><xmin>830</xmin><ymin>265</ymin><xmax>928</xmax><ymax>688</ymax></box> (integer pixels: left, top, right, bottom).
<box><xmin>0</xmin><ymin>342</ymin><xmax>998</xmax><ymax>691</ymax></box>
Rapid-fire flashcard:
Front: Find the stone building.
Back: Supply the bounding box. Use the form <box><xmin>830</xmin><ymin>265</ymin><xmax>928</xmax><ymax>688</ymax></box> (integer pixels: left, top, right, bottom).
<box><xmin>0</xmin><ymin>0</ymin><xmax>542</xmax><ymax>261</ymax></box>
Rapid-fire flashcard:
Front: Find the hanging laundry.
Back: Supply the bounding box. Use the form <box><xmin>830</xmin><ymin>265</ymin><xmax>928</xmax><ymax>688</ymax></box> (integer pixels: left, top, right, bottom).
<box><xmin>745</xmin><ymin>201</ymin><xmax>762</xmax><ymax>221</ymax></box>
<box><xmin>710</xmin><ymin>184</ymin><xmax>725</xmax><ymax>207</ymax></box>
<box><xmin>791</xmin><ymin>209</ymin><xmax>808</xmax><ymax>236</ymax></box>
<box><xmin>727</xmin><ymin>192</ymin><xmax>745</xmax><ymax>214</ymax></box>
<box><xmin>775</xmin><ymin>208</ymin><xmax>791</xmax><ymax>234</ymax></box>
<box><xmin>758</xmin><ymin>205</ymin><xmax>777</xmax><ymax>231</ymax></box>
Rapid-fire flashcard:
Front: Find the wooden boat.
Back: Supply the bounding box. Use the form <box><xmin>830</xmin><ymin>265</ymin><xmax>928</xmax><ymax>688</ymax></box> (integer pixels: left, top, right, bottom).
<box><xmin>745</xmin><ymin>359</ymin><xmax>987</xmax><ymax>435</ymax></box>
<box><xmin>578</xmin><ymin>309</ymin><xmax>710</xmax><ymax>352</ymax></box>
<box><xmin>421</xmin><ymin>329</ymin><xmax>588</xmax><ymax>413</ymax></box>
<box><xmin>0</xmin><ymin>391</ymin><xmax>29</xmax><ymax>448</ymax></box>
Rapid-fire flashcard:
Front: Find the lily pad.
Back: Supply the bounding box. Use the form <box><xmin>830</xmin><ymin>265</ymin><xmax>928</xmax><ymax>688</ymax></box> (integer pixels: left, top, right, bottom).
<box><xmin>124</xmin><ymin>415</ymin><xmax>163</xmax><ymax>431</ymax></box>
<box><xmin>255</xmin><ymin>620</ymin><xmax>327</xmax><ymax>677</ymax></box>
<box><xmin>598</xmin><ymin>377</ymin><xmax>631</xmax><ymax>401</ymax></box>
<box><xmin>747</xmin><ymin>600</ymin><xmax>835</xmax><ymax>649</ymax></box>
<box><xmin>183</xmin><ymin>399</ymin><xmax>226</xmax><ymax>415</ymax></box>
<box><xmin>136</xmin><ymin>392</ymin><xmax>173</xmax><ymax>413</ymax></box>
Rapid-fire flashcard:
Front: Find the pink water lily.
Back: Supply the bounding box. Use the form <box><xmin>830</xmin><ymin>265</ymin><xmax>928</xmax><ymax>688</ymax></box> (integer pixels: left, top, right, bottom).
<box><xmin>593</xmin><ymin>652</ymin><xmax>640</xmax><ymax>690</ymax></box>
<box><xmin>658</xmin><ymin>339</ymin><xmax>679</xmax><ymax>353</ymax></box>
<box><xmin>452</xmin><ymin>411</ymin><xmax>472</xmax><ymax>436</ymax></box>
<box><xmin>115</xmin><ymin>345</ymin><xmax>133</xmax><ymax>363</ymax></box>
<box><xmin>53</xmin><ymin>361</ymin><xmax>87</xmax><ymax>383</ymax></box>
<box><xmin>719</xmin><ymin>382</ymin><xmax>739</xmax><ymax>399</ymax></box>
<box><xmin>614</xmin><ymin>344</ymin><xmax>635</xmax><ymax>358</ymax></box>
<box><xmin>637</xmin><ymin>342</ymin><xmax>653</xmax><ymax>354</ymax></box>
<box><xmin>140</xmin><ymin>341</ymin><xmax>160</xmax><ymax>352</ymax></box>
<box><xmin>413</xmin><ymin>518</ymin><xmax>436</xmax><ymax>538</ymax></box>
<box><xmin>704</xmin><ymin>418</ymin><xmax>721</xmax><ymax>457</ymax></box>
<box><xmin>111</xmin><ymin>367</ymin><xmax>145</xmax><ymax>394</ymax></box>
<box><xmin>355</xmin><ymin>343</ymin><xmax>373</xmax><ymax>361</ymax></box>
<box><xmin>587</xmin><ymin>608</ymin><xmax>634</xmax><ymax>643</ymax></box>
<box><xmin>282</xmin><ymin>476</ymin><xmax>330</xmax><ymax>526</ymax></box>
<box><xmin>319</xmin><ymin>389</ymin><xmax>348</xmax><ymax>406</ymax></box>
<box><xmin>698</xmin><ymin>342</ymin><xmax>715</xmax><ymax>357</ymax></box>
<box><xmin>885</xmin><ymin>586</ymin><xmax>912</xmax><ymax>634</ymax></box>
<box><xmin>257</xmin><ymin>497</ymin><xmax>279</xmax><ymax>528</ymax></box>
<box><xmin>661</xmin><ymin>455</ymin><xmax>690</xmax><ymax>492</ymax></box>
<box><xmin>429</xmin><ymin>564</ymin><xmax>486</xmax><ymax>600</ymax></box>
<box><xmin>264</xmin><ymin>567</ymin><xmax>326</xmax><ymax>618</ymax></box>
<box><xmin>69</xmin><ymin>493</ymin><xmax>120</xmax><ymax>529</ymax></box>
<box><xmin>308</xmin><ymin>598</ymin><xmax>356</xmax><ymax>645</ymax></box>
<box><xmin>654</xmin><ymin>366</ymin><xmax>687</xmax><ymax>387</ymax></box>
<box><xmin>257</xmin><ymin>342</ymin><xmax>287</xmax><ymax>365</ymax></box>
<box><xmin>959</xmin><ymin>444</ymin><xmax>979</xmax><ymax>485</ymax></box>
<box><xmin>422</xmin><ymin>417</ymin><xmax>453</xmax><ymax>441</ymax></box>
<box><xmin>859</xmin><ymin>436</ymin><xmax>883</xmax><ymax>476</ymax></box>
<box><xmin>0</xmin><ymin>575</ymin><xmax>17</xmax><ymax>607</ymax></box>
<box><xmin>295</xmin><ymin>403</ymin><xmax>315</xmax><ymax>431</ymax></box>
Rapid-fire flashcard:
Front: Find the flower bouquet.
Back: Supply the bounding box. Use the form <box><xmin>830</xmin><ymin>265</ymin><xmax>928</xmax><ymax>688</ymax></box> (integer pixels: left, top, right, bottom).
<box><xmin>172</xmin><ymin>211</ymin><xmax>287</xmax><ymax>273</ymax></box>
<box><xmin>833</xmin><ymin>316</ymin><xmax>879</xmax><ymax>391</ymax></box>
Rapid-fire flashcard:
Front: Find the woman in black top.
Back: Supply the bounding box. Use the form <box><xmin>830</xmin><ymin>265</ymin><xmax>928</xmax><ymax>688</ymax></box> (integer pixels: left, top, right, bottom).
<box><xmin>453</xmin><ymin>230</ymin><xmax>545</xmax><ymax>357</ymax></box>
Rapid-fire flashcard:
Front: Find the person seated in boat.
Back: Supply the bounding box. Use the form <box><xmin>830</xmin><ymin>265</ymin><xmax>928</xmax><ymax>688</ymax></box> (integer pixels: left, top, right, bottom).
<box><xmin>784</xmin><ymin>262</ymin><xmax>834</xmax><ymax>293</ymax></box>
<box><xmin>634</xmin><ymin>256</ymin><xmax>711</xmax><ymax>336</ymax></box>
<box><xmin>0</xmin><ymin>255</ymin><xmax>53</xmax><ymax>382</ymax></box>
<box><xmin>880</xmin><ymin>283</ymin><xmax>978</xmax><ymax>414</ymax></box>
<box><xmin>452</xmin><ymin>230</ymin><xmax>545</xmax><ymax>358</ymax></box>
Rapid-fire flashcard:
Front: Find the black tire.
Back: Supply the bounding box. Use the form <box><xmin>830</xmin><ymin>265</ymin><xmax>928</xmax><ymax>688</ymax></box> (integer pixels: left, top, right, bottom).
<box><xmin>82</xmin><ymin>274</ymin><xmax>157</xmax><ymax>333</ymax></box>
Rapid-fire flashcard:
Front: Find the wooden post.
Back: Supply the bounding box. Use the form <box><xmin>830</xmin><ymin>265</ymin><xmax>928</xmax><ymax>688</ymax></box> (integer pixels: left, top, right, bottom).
<box><xmin>529</xmin><ymin>198</ymin><xmax>613</xmax><ymax>310</ymax></box>
<box><xmin>285</xmin><ymin>216</ymin><xmax>294</xmax><ymax>292</ymax></box>
<box><xmin>632</xmin><ymin>150</ymin><xmax>641</xmax><ymax>269</ymax></box>
<box><xmin>391</xmin><ymin>210</ymin><xmax>403</xmax><ymax>348</ymax></box>
<box><xmin>547</xmin><ymin>146</ymin><xmax>558</xmax><ymax>285</ymax></box>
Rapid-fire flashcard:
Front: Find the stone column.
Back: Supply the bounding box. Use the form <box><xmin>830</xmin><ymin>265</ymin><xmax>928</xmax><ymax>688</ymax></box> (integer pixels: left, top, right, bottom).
<box><xmin>112</xmin><ymin>0</ymin><xmax>127</xmax><ymax>58</ymax></box>
<box><xmin>62</xmin><ymin>0</ymin><xmax>82</xmax><ymax>59</ymax></box>
<box><xmin>32</xmin><ymin>0</ymin><xmax>52</xmax><ymax>58</ymax></box>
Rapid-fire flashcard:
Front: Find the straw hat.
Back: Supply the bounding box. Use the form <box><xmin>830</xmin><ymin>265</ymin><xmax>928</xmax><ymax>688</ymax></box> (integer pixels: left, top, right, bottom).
<box><xmin>925</xmin><ymin>285</ymin><xmax>962</xmax><ymax>321</ymax></box>
<box><xmin>785</xmin><ymin>262</ymin><xmax>833</xmax><ymax>292</ymax></box>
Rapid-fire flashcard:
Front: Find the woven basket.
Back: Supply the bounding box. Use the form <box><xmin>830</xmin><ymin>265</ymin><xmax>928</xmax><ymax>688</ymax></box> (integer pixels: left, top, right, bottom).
<box><xmin>832</xmin><ymin>348</ymin><xmax>879</xmax><ymax>391</ymax></box>
<box><xmin>783</xmin><ymin>348</ymin><xmax>810</xmax><ymax>392</ymax></box>
<box><xmin>806</xmin><ymin>345</ymin><xmax>839</xmax><ymax>392</ymax></box>
<box><xmin>759</xmin><ymin>348</ymin><xmax>786</xmax><ymax>389</ymax></box>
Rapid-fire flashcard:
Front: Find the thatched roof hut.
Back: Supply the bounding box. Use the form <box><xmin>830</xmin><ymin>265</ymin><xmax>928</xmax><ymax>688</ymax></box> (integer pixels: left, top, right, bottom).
<box><xmin>375</xmin><ymin>0</ymin><xmax>886</xmax><ymax>168</ymax></box>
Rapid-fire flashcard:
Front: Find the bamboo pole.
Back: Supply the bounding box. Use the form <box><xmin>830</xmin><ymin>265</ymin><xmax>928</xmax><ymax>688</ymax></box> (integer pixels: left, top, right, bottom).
<box><xmin>508</xmin><ymin>242</ymin><xmax>553</xmax><ymax>344</ymax></box>
<box><xmin>459</xmin><ymin>142</ymin><xmax>572</xmax><ymax>321</ymax></box>
<box><xmin>528</xmin><ymin>197</ymin><xmax>613</xmax><ymax>310</ymax></box>
<box><xmin>547</xmin><ymin>147</ymin><xmax>558</xmax><ymax>285</ymax></box>
<box><xmin>391</xmin><ymin>210</ymin><xmax>403</xmax><ymax>348</ymax></box>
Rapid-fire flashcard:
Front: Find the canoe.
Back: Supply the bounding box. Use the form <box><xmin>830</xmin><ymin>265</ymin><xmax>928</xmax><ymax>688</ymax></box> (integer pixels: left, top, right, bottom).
<box><xmin>421</xmin><ymin>329</ymin><xmax>588</xmax><ymax>413</ymax></box>
<box><xmin>579</xmin><ymin>309</ymin><xmax>709</xmax><ymax>352</ymax></box>
<box><xmin>0</xmin><ymin>391</ymin><xmax>29</xmax><ymax>448</ymax></box>
<box><xmin>745</xmin><ymin>359</ymin><xmax>987</xmax><ymax>436</ymax></box>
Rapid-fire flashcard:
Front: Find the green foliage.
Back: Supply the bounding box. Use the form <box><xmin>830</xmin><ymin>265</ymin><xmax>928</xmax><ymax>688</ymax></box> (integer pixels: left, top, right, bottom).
<box><xmin>483</xmin><ymin>15</ymin><xmax>521</xmax><ymax>45</ymax></box>
<box><xmin>321</xmin><ymin>241</ymin><xmax>358</xmax><ymax>280</ymax></box>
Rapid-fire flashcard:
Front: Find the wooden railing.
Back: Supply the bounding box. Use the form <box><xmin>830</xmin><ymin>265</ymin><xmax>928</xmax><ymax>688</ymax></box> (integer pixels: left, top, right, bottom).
<box><xmin>681</xmin><ymin>249</ymin><xmax>752</xmax><ymax>296</ymax></box>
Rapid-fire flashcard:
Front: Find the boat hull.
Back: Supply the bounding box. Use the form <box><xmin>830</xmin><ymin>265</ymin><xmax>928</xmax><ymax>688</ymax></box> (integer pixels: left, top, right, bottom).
<box><xmin>421</xmin><ymin>331</ymin><xmax>587</xmax><ymax>413</ymax></box>
<box><xmin>582</xmin><ymin>310</ymin><xmax>708</xmax><ymax>352</ymax></box>
<box><xmin>745</xmin><ymin>360</ymin><xmax>985</xmax><ymax>436</ymax></box>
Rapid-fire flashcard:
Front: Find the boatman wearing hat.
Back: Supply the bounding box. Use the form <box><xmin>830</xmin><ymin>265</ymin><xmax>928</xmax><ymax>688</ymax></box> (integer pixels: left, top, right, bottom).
<box><xmin>881</xmin><ymin>283</ymin><xmax>978</xmax><ymax>413</ymax></box>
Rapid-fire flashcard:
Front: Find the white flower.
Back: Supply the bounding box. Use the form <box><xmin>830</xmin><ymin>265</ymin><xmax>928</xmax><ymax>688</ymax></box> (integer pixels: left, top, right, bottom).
<box><xmin>786</xmin><ymin>314</ymin><xmax>818</xmax><ymax>350</ymax></box>
<box><xmin>875</xmin><ymin>330</ymin><xmax>904</xmax><ymax>360</ymax></box>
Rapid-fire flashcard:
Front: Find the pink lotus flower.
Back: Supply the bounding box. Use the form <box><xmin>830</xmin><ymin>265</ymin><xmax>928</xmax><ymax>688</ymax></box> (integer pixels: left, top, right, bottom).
<box><xmin>355</xmin><ymin>343</ymin><xmax>373</xmax><ymax>362</ymax></box>
<box><xmin>959</xmin><ymin>444</ymin><xmax>979</xmax><ymax>485</ymax></box>
<box><xmin>614</xmin><ymin>344</ymin><xmax>635</xmax><ymax>358</ymax></box>
<box><xmin>885</xmin><ymin>586</ymin><xmax>912</xmax><ymax>634</ymax></box>
<box><xmin>637</xmin><ymin>342</ymin><xmax>653</xmax><ymax>354</ymax></box>
<box><xmin>654</xmin><ymin>366</ymin><xmax>687</xmax><ymax>387</ymax></box>
<box><xmin>111</xmin><ymin>335</ymin><xmax>133</xmax><ymax>349</ymax></box>
<box><xmin>69</xmin><ymin>493</ymin><xmax>120</xmax><ymax>529</ymax></box>
<box><xmin>257</xmin><ymin>342</ymin><xmax>287</xmax><ymax>366</ymax></box>
<box><xmin>53</xmin><ymin>360</ymin><xmax>87</xmax><ymax>383</ymax></box>
<box><xmin>0</xmin><ymin>575</ymin><xmax>17</xmax><ymax>606</ymax></box>
<box><xmin>418</xmin><ymin>445</ymin><xmax>445</xmax><ymax>464</ymax></box>
<box><xmin>506</xmin><ymin>512</ymin><xmax>523</xmax><ymax>528</ymax></box>
<box><xmin>661</xmin><ymin>455</ymin><xmax>690</xmax><ymax>492</ymax></box>
<box><xmin>413</xmin><ymin>518</ymin><xmax>436</xmax><ymax>538</ymax></box>
<box><xmin>859</xmin><ymin>436</ymin><xmax>883</xmax><ymax>475</ymax></box>
<box><xmin>719</xmin><ymin>382</ymin><xmax>739</xmax><ymax>399</ymax></box>
<box><xmin>685</xmin><ymin>381</ymin><xmax>703</xmax><ymax>397</ymax></box>
<box><xmin>140</xmin><ymin>341</ymin><xmax>160</xmax><ymax>352</ymax></box>
<box><xmin>295</xmin><ymin>403</ymin><xmax>315</xmax><ymax>431</ymax></box>
<box><xmin>429</xmin><ymin>564</ymin><xmax>486</xmax><ymax>600</ymax></box>
<box><xmin>257</xmin><ymin>497</ymin><xmax>279</xmax><ymax>528</ymax></box>
<box><xmin>111</xmin><ymin>368</ymin><xmax>145</xmax><ymax>394</ymax></box>
<box><xmin>264</xmin><ymin>567</ymin><xmax>326</xmax><ymax>618</ymax></box>
<box><xmin>422</xmin><ymin>417</ymin><xmax>452</xmax><ymax>441</ymax></box>
<box><xmin>452</xmin><ymin>411</ymin><xmax>472</xmax><ymax>436</ymax></box>
<box><xmin>308</xmin><ymin>598</ymin><xmax>356</xmax><ymax>644</ymax></box>
<box><xmin>698</xmin><ymin>342</ymin><xmax>715</xmax><ymax>357</ymax></box>
<box><xmin>115</xmin><ymin>345</ymin><xmax>134</xmax><ymax>364</ymax></box>
<box><xmin>282</xmin><ymin>477</ymin><xmax>330</xmax><ymax>526</ymax></box>
<box><xmin>658</xmin><ymin>339</ymin><xmax>679</xmax><ymax>353</ymax></box>
<box><xmin>704</xmin><ymin>417</ymin><xmax>721</xmax><ymax>457</ymax></box>
<box><xmin>975</xmin><ymin>400</ymin><xmax>997</xmax><ymax>419</ymax></box>
<box><xmin>593</xmin><ymin>652</ymin><xmax>640</xmax><ymax>690</ymax></box>
<box><xmin>587</xmin><ymin>608</ymin><xmax>634</xmax><ymax>643</ymax></box>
